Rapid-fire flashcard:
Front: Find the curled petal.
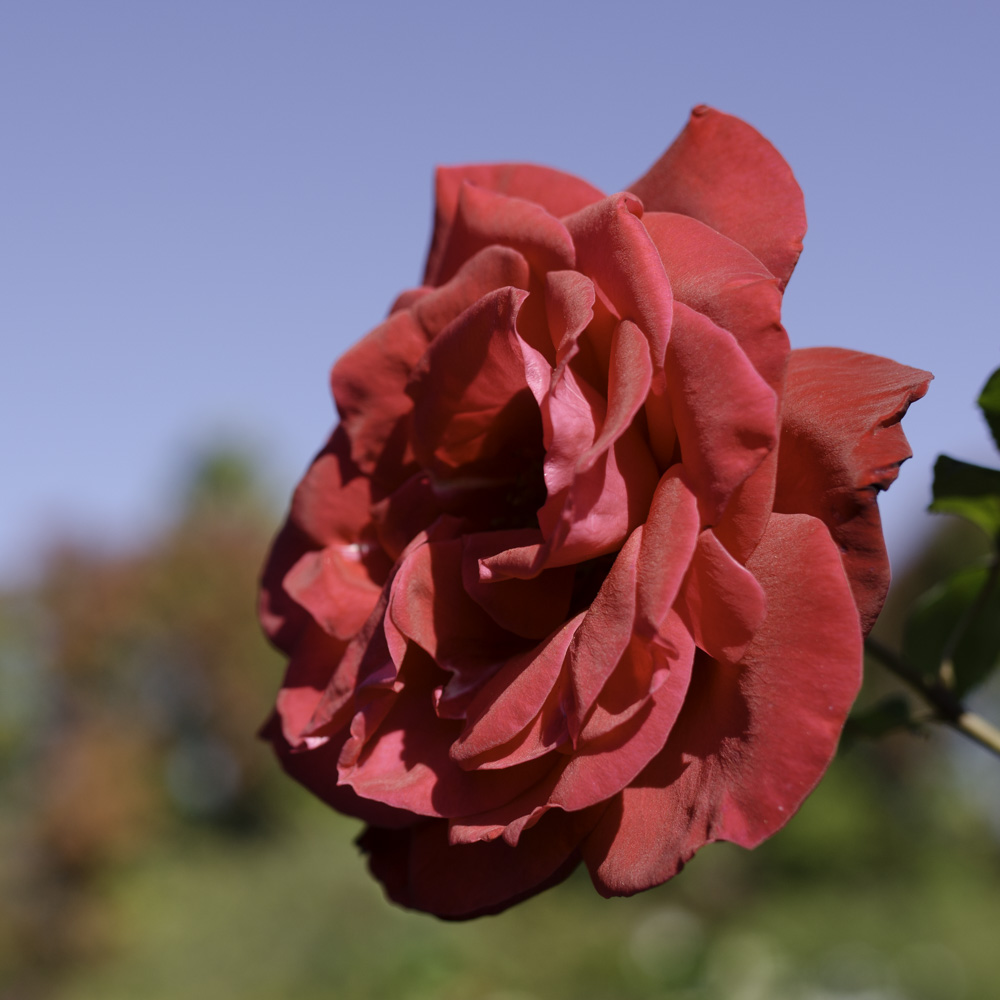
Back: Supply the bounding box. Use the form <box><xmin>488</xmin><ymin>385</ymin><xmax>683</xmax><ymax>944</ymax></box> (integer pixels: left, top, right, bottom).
<box><xmin>271</xmin><ymin>621</ymin><xmax>348</xmax><ymax>747</ymax></box>
<box><xmin>563</xmin><ymin>529</ymin><xmax>643</xmax><ymax>739</ymax></box>
<box><xmin>388</xmin><ymin>537</ymin><xmax>527</xmax><ymax>682</ymax></box>
<box><xmin>340</xmin><ymin>663</ymin><xmax>553</xmax><ymax>819</ymax></box>
<box><xmin>263</xmin><ymin>718</ymin><xmax>420</xmax><ymax>830</ymax></box>
<box><xmin>774</xmin><ymin>348</ymin><xmax>932</xmax><ymax>632</ymax></box>
<box><xmin>629</xmin><ymin>105</ymin><xmax>807</xmax><ymax>291</ymax></box>
<box><xmin>284</xmin><ymin>542</ymin><xmax>389</xmax><ymax>642</ymax></box>
<box><xmin>545</xmin><ymin>269</ymin><xmax>596</xmax><ymax>370</ymax></box>
<box><xmin>635</xmin><ymin>467</ymin><xmax>701</xmax><ymax>636</ymax></box>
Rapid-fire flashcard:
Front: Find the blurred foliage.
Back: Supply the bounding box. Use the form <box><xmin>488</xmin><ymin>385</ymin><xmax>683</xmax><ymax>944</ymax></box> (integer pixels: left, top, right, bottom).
<box><xmin>1</xmin><ymin>445</ymin><xmax>999</xmax><ymax>1000</ymax></box>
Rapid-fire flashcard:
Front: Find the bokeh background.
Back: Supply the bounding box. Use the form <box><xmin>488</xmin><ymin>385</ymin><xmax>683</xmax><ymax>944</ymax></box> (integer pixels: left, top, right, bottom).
<box><xmin>3</xmin><ymin>2</ymin><xmax>999</xmax><ymax>998</ymax></box>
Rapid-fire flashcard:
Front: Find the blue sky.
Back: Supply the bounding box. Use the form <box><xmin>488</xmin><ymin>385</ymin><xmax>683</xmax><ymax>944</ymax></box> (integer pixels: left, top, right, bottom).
<box><xmin>3</xmin><ymin>0</ymin><xmax>998</xmax><ymax>582</ymax></box>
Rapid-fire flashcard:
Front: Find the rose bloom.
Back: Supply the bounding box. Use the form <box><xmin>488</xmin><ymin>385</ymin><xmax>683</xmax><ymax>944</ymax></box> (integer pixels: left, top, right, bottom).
<box><xmin>260</xmin><ymin>106</ymin><xmax>931</xmax><ymax>918</ymax></box>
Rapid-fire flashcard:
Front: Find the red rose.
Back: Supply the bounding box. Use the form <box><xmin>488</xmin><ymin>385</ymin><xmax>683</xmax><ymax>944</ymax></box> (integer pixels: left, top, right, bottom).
<box><xmin>260</xmin><ymin>106</ymin><xmax>931</xmax><ymax>918</ymax></box>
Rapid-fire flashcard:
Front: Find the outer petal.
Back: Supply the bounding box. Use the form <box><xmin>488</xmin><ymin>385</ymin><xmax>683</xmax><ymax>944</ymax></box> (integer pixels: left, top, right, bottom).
<box><xmin>424</xmin><ymin>163</ymin><xmax>605</xmax><ymax>286</ymax></box>
<box><xmin>774</xmin><ymin>348</ymin><xmax>932</xmax><ymax>633</ymax></box>
<box><xmin>628</xmin><ymin>106</ymin><xmax>806</xmax><ymax>291</ymax></box>
<box><xmin>583</xmin><ymin>513</ymin><xmax>863</xmax><ymax>896</ymax></box>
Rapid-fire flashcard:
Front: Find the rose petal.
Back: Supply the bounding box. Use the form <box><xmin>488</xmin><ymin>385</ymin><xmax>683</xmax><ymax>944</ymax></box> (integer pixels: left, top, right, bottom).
<box><xmin>563</xmin><ymin>528</ymin><xmax>643</xmax><ymax>740</ymax></box>
<box><xmin>628</xmin><ymin>105</ymin><xmax>807</xmax><ymax>291</ymax></box>
<box><xmin>552</xmin><ymin>615</ymin><xmax>695</xmax><ymax>811</ymax></box>
<box><xmin>272</xmin><ymin>620</ymin><xmax>349</xmax><ymax>746</ymax></box>
<box><xmin>340</xmin><ymin>666</ymin><xmax>553</xmax><ymax>819</ymax></box>
<box><xmin>545</xmin><ymin>269</ymin><xmax>596</xmax><ymax>369</ymax></box>
<box><xmin>407</xmin><ymin>286</ymin><xmax>543</xmax><ymax>476</ymax></box>
<box><xmin>260</xmin><ymin>427</ymin><xmax>375</xmax><ymax>650</ymax></box>
<box><xmin>359</xmin><ymin>805</ymin><xmax>602</xmax><ymax>919</ymax></box>
<box><xmin>424</xmin><ymin>163</ymin><xmax>604</xmax><ymax>286</ymax></box>
<box><xmin>635</xmin><ymin>467</ymin><xmax>701</xmax><ymax>637</ymax></box>
<box><xmin>451</xmin><ymin>614</ymin><xmax>582</xmax><ymax>770</ymax></box>
<box><xmin>774</xmin><ymin>348</ymin><xmax>932</xmax><ymax>632</ymax></box>
<box><xmin>641</xmin><ymin>211</ymin><xmax>789</xmax><ymax>391</ymax></box>
<box><xmin>583</xmin><ymin>513</ymin><xmax>863</xmax><ymax>896</ymax></box>
<box><xmin>330</xmin><ymin>309</ymin><xmax>429</xmax><ymax>475</ymax></box>
<box><xmin>677</xmin><ymin>529</ymin><xmax>767</xmax><ymax>664</ymax></box>
<box><xmin>433</xmin><ymin>183</ymin><xmax>576</xmax><ymax>286</ymax></box>
<box><xmin>412</xmin><ymin>244</ymin><xmax>531</xmax><ymax>338</ymax></box>
<box><xmin>263</xmin><ymin>717</ymin><xmax>419</xmax><ymax>830</ymax></box>
<box><xmin>668</xmin><ymin>301</ymin><xmax>777</xmax><ymax>523</ymax></box>
<box><xmin>462</xmin><ymin>532</ymin><xmax>576</xmax><ymax>640</ymax></box>
<box><xmin>451</xmin><ymin>610</ymin><xmax>695</xmax><ymax>845</ymax></box>
<box><xmin>284</xmin><ymin>542</ymin><xmax>389</xmax><ymax>641</ymax></box>
<box><xmin>388</xmin><ymin>538</ymin><xmax>528</xmax><ymax>679</ymax></box>
<box><xmin>564</xmin><ymin>192</ymin><xmax>673</xmax><ymax>372</ymax></box>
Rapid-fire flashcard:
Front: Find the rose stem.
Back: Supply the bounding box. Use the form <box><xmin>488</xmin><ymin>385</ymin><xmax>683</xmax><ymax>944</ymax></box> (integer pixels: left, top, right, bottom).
<box><xmin>864</xmin><ymin>635</ymin><xmax>1000</xmax><ymax>760</ymax></box>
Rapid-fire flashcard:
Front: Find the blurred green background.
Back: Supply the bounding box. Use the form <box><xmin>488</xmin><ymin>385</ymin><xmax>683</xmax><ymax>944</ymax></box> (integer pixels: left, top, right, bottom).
<box><xmin>1</xmin><ymin>446</ymin><xmax>998</xmax><ymax>1000</ymax></box>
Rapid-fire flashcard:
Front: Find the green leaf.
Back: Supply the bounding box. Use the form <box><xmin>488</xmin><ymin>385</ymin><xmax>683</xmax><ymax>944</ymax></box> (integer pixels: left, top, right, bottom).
<box><xmin>978</xmin><ymin>366</ymin><xmax>1000</xmax><ymax>452</ymax></box>
<box><xmin>842</xmin><ymin>695</ymin><xmax>920</xmax><ymax>749</ymax></box>
<box><xmin>929</xmin><ymin>454</ymin><xmax>1000</xmax><ymax>539</ymax></box>
<box><xmin>902</xmin><ymin>562</ymin><xmax>1000</xmax><ymax>697</ymax></box>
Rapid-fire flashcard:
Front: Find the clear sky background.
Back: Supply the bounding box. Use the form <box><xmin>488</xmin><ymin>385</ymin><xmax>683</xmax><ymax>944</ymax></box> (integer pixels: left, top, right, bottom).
<box><xmin>3</xmin><ymin>0</ymin><xmax>998</xmax><ymax>583</ymax></box>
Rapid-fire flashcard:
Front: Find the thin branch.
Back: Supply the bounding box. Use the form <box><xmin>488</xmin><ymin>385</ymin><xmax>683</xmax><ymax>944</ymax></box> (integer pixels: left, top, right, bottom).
<box><xmin>864</xmin><ymin>635</ymin><xmax>1000</xmax><ymax>760</ymax></box>
<box><xmin>939</xmin><ymin>549</ymin><xmax>1000</xmax><ymax>688</ymax></box>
